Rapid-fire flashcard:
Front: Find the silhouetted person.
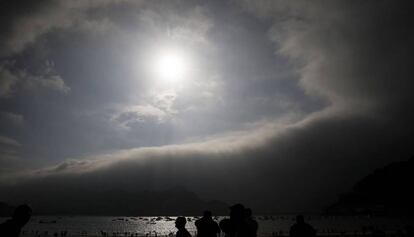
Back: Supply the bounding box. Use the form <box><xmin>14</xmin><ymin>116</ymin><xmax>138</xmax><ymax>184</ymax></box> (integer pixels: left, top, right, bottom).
<box><xmin>175</xmin><ymin>217</ymin><xmax>192</xmax><ymax>237</ymax></box>
<box><xmin>195</xmin><ymin>210</ymin><xmax>220</xmax><ymax>237</ymax></box>
<box><xmin>0</xmin><ymin>204</ymin><xmax>32</xmax><ymax>237</ymax></box>
<box><xmin>219</xmin><ymin>203</ymin><xmax>249</xmax><ymax>237</ymax></box>
<box><xmin>245</xmin><ymin>208</ymin><xmax>258</xmax><ymax>237</ymax></box>
<box><xmin>289</xmin><ymin>215</ymin><xmax>316</xmax><ymax>237</ymax></box>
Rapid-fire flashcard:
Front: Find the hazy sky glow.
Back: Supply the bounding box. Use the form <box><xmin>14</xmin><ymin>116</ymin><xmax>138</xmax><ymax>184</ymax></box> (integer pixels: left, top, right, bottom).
<box><xmin>0</xmin><ymin>0</ymin><xmax>413</xmax><ymax>213</ymax></box>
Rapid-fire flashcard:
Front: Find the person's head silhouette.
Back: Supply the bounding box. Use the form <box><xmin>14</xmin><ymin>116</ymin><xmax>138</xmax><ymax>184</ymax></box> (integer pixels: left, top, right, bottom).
<box><xmin>296</xmin><ymin>215</ymin><xmax>305</xmax><ymax>225</ymax></box>
<box><xmin>12</xmin><ymin>204</ymin><xmax>32</xmax><ymax>227</ymax></box>
<box><xmin>230</xmin><ymin>203</ymin><xmax>245</xmax><ymax>221</ymax></box>
<box><xmin>175</xmin><ymin>217</ymin><xmax>187</xmax><ymax>229</ymax></box>
<box><xmin>203</xmin><ymin>210</ymin><xmax>212</xmax><ymax>219</ymax></box>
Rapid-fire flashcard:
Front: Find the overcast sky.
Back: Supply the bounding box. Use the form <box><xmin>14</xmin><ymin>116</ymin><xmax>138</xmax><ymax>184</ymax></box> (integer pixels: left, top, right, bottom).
<box><xmin>0</xmin><ymin>0</ymin><xmax>413</xmax><ymax>212</ymax></box>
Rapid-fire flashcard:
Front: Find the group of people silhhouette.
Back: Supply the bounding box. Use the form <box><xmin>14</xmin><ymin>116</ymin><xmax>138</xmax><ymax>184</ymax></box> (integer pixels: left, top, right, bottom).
<box><xmin>175</xmin><ymin>203</ymin><xmax>315</xmax><ymax>237</ymax></box>
<box><xmin>174</xmin><ymin>203</ymin><xmax>258</xmax><ymax>237</ymax></box>
<box><xmin>1</xmin><ymin>203</ymin><xmax>318</xmax><ymax>237</ymax></box>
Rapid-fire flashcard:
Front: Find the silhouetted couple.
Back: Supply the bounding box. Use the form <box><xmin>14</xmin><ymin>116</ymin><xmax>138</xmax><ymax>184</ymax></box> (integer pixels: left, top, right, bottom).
<box><xmin>289</xmin><ymin>215</ymin><xmax>316</xmax><ymax>237</ymax></box>
<box><xmin>175</xmin><ymin>217</ymin><xmax>192</xmax><ymax>237</ymax></box>
<box><xmin>219</xmin><ymin>203</ymin><xmax>258</xmax><ymax>237</ymax></box>
<box><xmin>175</xmin><ymin>210</ymin><xmax>221</xmax><ymax>237</ymax></box>
<box><xmin>0</xmin><ymin>204</ymin><xmax>32</xmax><ymax>237</ymax></box>
<box><xmin>195</xmin><ymin>211</ymin><xmax>220</xmax><ymax>237</ymax></box>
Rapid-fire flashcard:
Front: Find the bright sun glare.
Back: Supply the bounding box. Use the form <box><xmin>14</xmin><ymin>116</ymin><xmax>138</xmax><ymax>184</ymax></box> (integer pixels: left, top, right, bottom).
<box><xmin>153</xmin><ymin>49</ymin><xmax>188</xmax><ymax>83</ymax></box>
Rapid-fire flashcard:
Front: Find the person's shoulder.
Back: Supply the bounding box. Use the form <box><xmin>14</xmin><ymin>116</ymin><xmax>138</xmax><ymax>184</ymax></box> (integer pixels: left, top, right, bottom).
<box><xmin>206</xmin><ymin>218</ymin><xmax>216</xmax><ymax>224</ymax></box>
<box><xmin>220</xmin><ymin>218</ymin><xmax>230</xmax><ymax>224</ymax></box>
<box><xmin>211</xmin><ymin>219</ymin><xmax>219</xmax><ymax>225</ymax></box>
<box><xmin>0</xmin><ymin>219</ymin><xmax>14</xmax><ymax>227</ymax></box>
<box><xmin>177</xmin><ymin>229</ymin><xmax>192</xmax><ymax>237</ymax></box>
<box><xmin>207</xmin><ymin>220</ymin><xmax>219</xmax><ymax>230</ymax></box>
<box><xmin>290</xmin><ymin>223</ymin><xmax>299</xmax><ymax>231</ymax></box>
<box><xmin>305</xmin><ymin>223</ymin><xmax>314</xmax><ymax>229</ymax></box>
<box><xmin>290</xmin><ymin>223</ymin><xmax>298</xmax><ymax>228</ymax></box>
<box><xmin>0</xmin><ymin>219</ymin><xmax>16</xmax><ymax>234</ymax></box>
<box><xmin>184</xmin><ymin>229</ymin><xmax>192</xmax><ymax>237</ymax></box>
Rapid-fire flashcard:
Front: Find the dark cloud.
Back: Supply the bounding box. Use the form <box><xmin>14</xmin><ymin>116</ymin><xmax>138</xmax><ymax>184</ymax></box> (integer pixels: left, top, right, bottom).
<box><xmin>0</xmin><ymin>111</ymin><xmax>24</xmax><ymax>126</ymax></box>
<box><xmin>0</xmin><ymin>135</ymin><xmax>21</xmax><ymax>174</ymax></box>
<box><xmin>0</xmin><ymin>0</ymin><xmax>126</xmax><ymax>57</ymax></box>
<box><xmin>0</xmin><ymin>136</ymin><xmax>20</xmax><ymax>147</ymax></box>
<box><xmin>0</xmin><ymin>63</ymin><xmax>19</xmax><ymax>97</ymax></box>
<box><xmin>244</xmin><ymin>0</ymin><xmax>414</xmax><ymax>112</ymax></box>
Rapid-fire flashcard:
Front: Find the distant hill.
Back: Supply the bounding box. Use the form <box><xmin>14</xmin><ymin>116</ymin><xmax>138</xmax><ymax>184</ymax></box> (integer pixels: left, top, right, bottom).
<box><xmin>1</xmin><ymin>187</ymin><xmax>228</xmax><ymax>216</ymax></box>
<box><xmin>327</xmin><ymin>156</ymin><xmax>414</xmax><ymax>216</ymax></box>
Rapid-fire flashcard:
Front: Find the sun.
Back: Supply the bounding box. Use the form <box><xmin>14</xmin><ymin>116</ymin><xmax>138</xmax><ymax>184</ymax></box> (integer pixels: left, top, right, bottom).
<box><xmin>153</xmin><ymin>49</ymin><xmax>188</xmax><ymax>83</ymax></box>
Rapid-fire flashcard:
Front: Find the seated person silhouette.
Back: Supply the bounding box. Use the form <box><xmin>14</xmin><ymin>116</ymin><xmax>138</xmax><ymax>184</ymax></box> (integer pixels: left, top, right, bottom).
<box><xmin>289</xmin><ymin>215</ymin><xmax>316</xmax><ymax>237</ymax></box>
<box><xmin>175</xmin><ymin>216</ymin><xmax>192</xmax><ymax>237</ymax></box>
<box><xmin>195</xmin><ymin>210</ymin><xmax>220</xmax><ymax>237</ymax></box>
<box><xmin>0</xmin><ymin>204</ymin><xmax>32</xmax><ymax>237</ymax></box>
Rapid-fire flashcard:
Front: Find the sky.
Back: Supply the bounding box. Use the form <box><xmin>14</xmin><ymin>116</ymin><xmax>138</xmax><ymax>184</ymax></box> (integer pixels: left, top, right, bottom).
<box><xmin>0</xmin><ymin>0</ymin><xmax>413</xmax><ymax>213</ymax></box>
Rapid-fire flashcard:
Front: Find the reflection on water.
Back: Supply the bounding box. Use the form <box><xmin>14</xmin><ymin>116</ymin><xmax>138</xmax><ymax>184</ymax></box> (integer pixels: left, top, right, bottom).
<box><xmin>1</xmin><ymin>215</ymin><xmax>413</xmax><ymax>237</ymax></box>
